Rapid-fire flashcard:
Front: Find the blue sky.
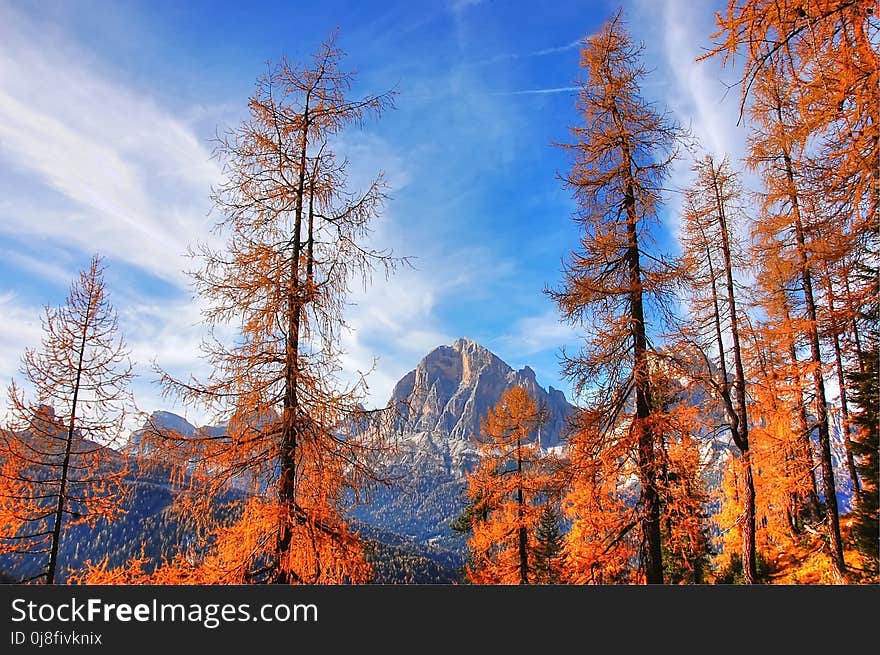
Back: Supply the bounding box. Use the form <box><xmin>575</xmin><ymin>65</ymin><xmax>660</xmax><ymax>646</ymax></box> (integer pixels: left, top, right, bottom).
<box><xmin>0</xmin><ymin>0</ymin><xmax>749</xmax><ymax>424</ymax></box>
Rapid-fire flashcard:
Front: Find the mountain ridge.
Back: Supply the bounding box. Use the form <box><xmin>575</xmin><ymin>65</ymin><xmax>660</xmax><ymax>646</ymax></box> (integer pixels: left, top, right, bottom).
<box><xmin>120</xmin><ymin>339</ymin><xmax>573</xmax><ymax>565</ymax></box>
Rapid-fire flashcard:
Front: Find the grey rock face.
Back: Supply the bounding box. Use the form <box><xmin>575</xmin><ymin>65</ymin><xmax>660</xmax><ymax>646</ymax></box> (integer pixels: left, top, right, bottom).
<box><xmin>387</xmin><ymin>337</ymin><xmax>574</xmax><ymax>477</ymax></box>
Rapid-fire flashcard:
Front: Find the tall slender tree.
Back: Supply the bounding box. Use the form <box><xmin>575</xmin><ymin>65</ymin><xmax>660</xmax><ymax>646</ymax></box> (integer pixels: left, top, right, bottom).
<box><xmin>709</xmin><ymin>0</ymin><xmax>877</xmax><ymax>244</ymax></box>
<box><xmin>748</xmin><ymin>240</ymin><xmax>823</xmax><ymax>525</ymax></box>
<box><xmin>708</xmin><ymin>0</ymin><xmax>877</xmax><ymax>582</ymax></box>
<box><xmin>547</xmin><ymin>11</ymin><xmax>683</xmax><ymax>584</ymax></box>
<box><xmin>650</xmin><ymin>363</ymin><xmax>713</xmax><ymax>585</ymax></box>
<box><xmin>0</xmin><ymin>255</ymin><xmax>132</xmax><ymax>583</ymax></box>
<box><xmin>747</xmin><ymin>59</ymin><xmax>847</xmax><ymax>579</ymax></box>
<box><xmin>679</xmin><ymin>154</ymin><xmax>758</xmax><ymax>582</ymax></box>
<box><xmin>741</xmin><ymin>316</ymin><xmax>820</xmax><ymax>543</ymax></box>
<box><xmin>819</xmin><ymin>262</ymin><xmax>861</xmax><ymax>503</ymax></box>
<box><xmin>132</xmin><ymin>36</ymin><xmax>401</xmax><ymax>584</ymax></box>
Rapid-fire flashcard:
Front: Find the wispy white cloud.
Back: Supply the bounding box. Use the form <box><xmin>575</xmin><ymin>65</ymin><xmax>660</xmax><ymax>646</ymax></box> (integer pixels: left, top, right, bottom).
<box><xmin>623</xmin><ymin>0</ymin><xmax>752</xmax><ymax>244</ymax></box>
<box><xmin>0</xmin><ymin>293</ymin><xmax>42</xmax><ymax>387</ymax></box>
<box><xmin>0</xmin><ymin>288</ymin><xmax>215</xmax><ymax>430</ymax></box>
<box><xmin>118</xmin><ymin>297</ymin><xmax>220</xmax><ymax>425</ymax></box>
<box><xmin>661</xmin><ymin>0</ymin><xmax>761</xmax><ymax>259</ymax></box>
<box><xmin>0</xmin><ymin>249</ymin><xmax>76</xmax><ymax>289</ymax></box>
<box><xmin>0</xmin><ymin>4</ymin><xmax>232</xmax><ymax>427</ymax></box>
<box><xmin>0</xmin><ymin>3</ymin><xmax>455</xmax><ymax>422</ymax></box>
<box><xmin>333</xmin><ymin>130</ymin><xmax>413</xmax><ymax>207</ymax></box>
<box><xmin>0</xmin><ymin>294</ymin><xmax>46</xmax><ymax>427</ymax></box>
<box><xmin>659</xmin><ymin>0</ymin><xmax>747</xmax><ymax>164</ymax></box>
<box><xmin>468</xmin><ymin>39</ymin><xmax>582</xmax><ymax>68</ymax></box>
<box><xmin>497</xmin><ymin>309</ymin><xmax>580</xmax><ymax>358</ymax></box>
<box><xmin>0</xmin><ymin>5</ymin><xmax>221</xmax><ymax>287</ymax></box>
<box><xmin>339</xmin><ymin>240</ymin><xmax>521</xmax><ymax>407</ymax></box>
<box><xmin>0</xmin><ymin>1</ymin><xmax>579</xmax><ymax>422</ymax></box>
<box><xmin>493</xmin><ymin>86</ymin><xmax>580</xmax><ymax>96</ymax></box>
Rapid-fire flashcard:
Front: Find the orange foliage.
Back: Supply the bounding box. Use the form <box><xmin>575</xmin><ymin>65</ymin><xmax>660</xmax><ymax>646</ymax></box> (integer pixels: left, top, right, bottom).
<box><xmin>678</xmin><ymin>153</ymin><xmax>761</xmax><ymax>582</ymax></box>
<box><xmin>562</xmin><ymin>407</ymin><xmax>641</xmax><ymax>584</ymax></box>
<box><xmin>0</xmin><ymin>256</ymin><xmax>131</xmax><ymax>584</ymax></box>
<box><xmin>115</xmin><ymin>36</ymin><xmax>398</xmax><ymax>584</ymax></box>
<box><xmin>547</xmin><ymin>10</ymin><xmax>685</xmax><ymax>585</ymax></box>
<box><xmin>564</xmin><ymin>364</ymin><xmax>711</xmax><ymax>584</ymax></box>
<box><xmin>465</xmin><ymin>386</ymin><xmax>558</xmax><ymax>584</ymax></box>
<box><xmin>709</xmin><ymin>0</ymin><xmax>877</xmax><ymax>235</ymax></box>
<box><xmin>715</xmin><ymin>343</ymin><xmax>818</xmax><ymax>562</ymax></box>
<box><xmin>74</xmin><ymin>496</ymin><xmax>369</xmax><ymax>584</ymax></box>
<box><xmin>745</xmin><ymin>56</ymin><xmax>849</xmax><ymax>578</ymax></box>
<box><xmin>649</xmin><ymin>384</ymin><xmax>713</xmax><ymax>585</ymax></box>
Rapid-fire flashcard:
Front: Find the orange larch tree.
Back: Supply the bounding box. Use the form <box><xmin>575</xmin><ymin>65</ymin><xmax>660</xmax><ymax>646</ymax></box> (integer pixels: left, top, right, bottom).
<box><xmin>561</xmin><ymin>355</ymin><xmax>712</xmax><ymax>584</ymax></box>
<box><xmin>124</xmin><ymin>36</ymin><xmax>401</xmax><ymax>584</ymax></box>
<box><xmin>561</xmin><ymin>407</ymin><xmax>638</xmax><ymax>584</ymax></box>
<box><xmin>818</xmin><ymin>260</ymin><xmax>863</xmax><ymax>505</ymax></box>
<box><xmin>747</xmin><ymin>58</ymin><xmax>847</xmax><ymax>580</ymax></box>
<box><xmin>649</xmin><ymin>364</ymin><xmax>713</xmax><ymax>585</ymax></box>
<box><xmin>465</xmin><ymin>385</ymin><xmax>555</xmax><ymax>584</ymax></box>
<box><xmin>747</xmin><ymin>239</ymin><xmax>824</xmax><ymax>525</ymax></box>
<box><xmin>708</xmin><ymin>0</ymin><xmax>878</xmax><ymax>582</ymax></box>
<box><xmin>709</xmin><ymin>0</ymin><xmax>877</xmax><ymax>243</ymax></box>
<box><xmin>741</xmin><ymin>313</ymin><xmax>819</xmax><ymax>542</ymax></box>
<box><xmin>547</xmin><ymin>11</ymin><xmax>683</xmax><ymax>584</ymax></box>
<box><xmin>678</xmin><ymin>154</ymin><xmax>759</xmax><ymax>582</ymax></box>
<box><xmin>0</xmin><ymin>255</ymin><xmax>132</xmax><ymax>583</ymax></box>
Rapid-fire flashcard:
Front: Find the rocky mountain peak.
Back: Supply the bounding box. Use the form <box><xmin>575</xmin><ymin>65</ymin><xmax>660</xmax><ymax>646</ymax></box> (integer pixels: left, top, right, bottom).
<box><xmin>518</xmin><ymin>365</ymin><xmax>537</xmax><ymax>380</ymax></box>
<box><xmin>354</xmin><ymin>339</ymin><xmax>576</xmax><ymax>549</ymax></box>
<box><xmin>388</xmin><ymin>338</ymin><xmax>574</xmax><ymax>476</ymax></box>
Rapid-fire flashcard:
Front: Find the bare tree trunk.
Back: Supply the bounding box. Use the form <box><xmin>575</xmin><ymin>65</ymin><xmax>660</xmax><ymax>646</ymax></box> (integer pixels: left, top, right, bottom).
<box><xmin>277</xmin><ymin>92</ymin><xmax>310</xmax><ymax>584</ymax></box>
<box><xmin>516</xmin><ymin>435</ymin><xmax>528</xmax><ymax>584</ymax></box>
<box><xmin>825</xmin><ymin>276</ymin><xmax>862</xmax><ymax>504</ymax></box>
<box><xmin>711</xmin><ymin>168</ymin><xmax>757</xmax><ymax>583</ymax></box>
<box><xmin>740</xmin><ymin>449</ymin><xmax>757</xmax><ymax>582</ymax></box>
<box><xmin>624</xmin><ymin>169</ymin><xmax>662</xmax><ymax>585</ymax></box>
<box><xmin>602</xmin><ymin>96</ymin><xmax>662</xmax><ymax>584</ymax></box>
<box><xmin>46</xmin><ymin>286</ymin><xmax>94</xmax><ymax>584</ymax></box>
<box><xmin>782</xmin><ymin>147</ymin><xmax>847</xmax><ymax>581</ymax></box>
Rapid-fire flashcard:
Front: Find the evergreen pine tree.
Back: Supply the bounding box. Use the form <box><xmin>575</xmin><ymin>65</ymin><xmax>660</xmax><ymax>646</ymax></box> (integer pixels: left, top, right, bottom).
<box><xmin>450</xmin><ymin>495</ymin><xmax>485</xmax><ymax>585</ymax></box>
<box><xmin>533</xmin><ymin>503</ymin><xmax>563</xmax><ymax>584</ymax></box>
<box><xmin>847</xmin><ymin>305</ymin><xmax>878</xmax><ymax>577</ymax></box>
